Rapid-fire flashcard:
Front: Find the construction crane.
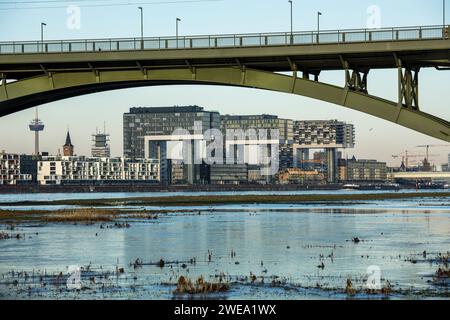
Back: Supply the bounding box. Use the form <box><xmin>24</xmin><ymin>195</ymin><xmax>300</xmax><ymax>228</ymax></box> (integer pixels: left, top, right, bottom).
<box><xmin>392</xmin><ymin>151</ymin><xmax>438</xmax><ymax>169</ymax></box>
<box><xmin>416</xmin><ymin>145</ymin><xmax>450</xmax><ymax>163</ymax></box>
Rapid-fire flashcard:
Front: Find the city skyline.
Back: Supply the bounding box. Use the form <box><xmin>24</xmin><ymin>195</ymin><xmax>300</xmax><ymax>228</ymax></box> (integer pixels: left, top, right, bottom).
<box><xmin>1</xmin><ymin>97</ymin><xmax>449</xmax><ymax>168</ymax></box>
<box><xmin>0</xmin><ymin>0</ymin><xmax>449</xmax><ymax>166</ymax></box>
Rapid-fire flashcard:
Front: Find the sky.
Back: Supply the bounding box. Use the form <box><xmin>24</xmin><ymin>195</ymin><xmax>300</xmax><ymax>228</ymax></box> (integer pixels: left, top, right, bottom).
<box><xmin>0</xmin><ymin>0</ymin><xmax>449</xmax><ymax>167</ymax></box>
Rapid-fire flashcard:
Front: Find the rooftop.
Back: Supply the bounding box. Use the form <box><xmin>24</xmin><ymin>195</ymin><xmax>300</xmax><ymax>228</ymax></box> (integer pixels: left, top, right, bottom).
<box><xmin>221</xmin><ymin>114</ymin><xmax>279</xmax><ymax>121</ymax></box>
<box><xmin>127</xmin><ymin>106</ymin><xmax>205</xmax><ymax>114</ymax></box>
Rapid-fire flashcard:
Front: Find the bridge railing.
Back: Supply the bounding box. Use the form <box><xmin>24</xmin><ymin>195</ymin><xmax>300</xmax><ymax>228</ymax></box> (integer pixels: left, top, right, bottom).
<box><xmin>0</xmin><ymin>25</ymin><xmax>447</xmax><ymax>54</ymax></box>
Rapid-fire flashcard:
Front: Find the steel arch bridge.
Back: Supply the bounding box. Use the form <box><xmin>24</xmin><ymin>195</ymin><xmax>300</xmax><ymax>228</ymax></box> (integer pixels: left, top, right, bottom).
<box><xmin>0</xmin><ymin>25</ymin><xmax>449</xmax><ymax>141</ymax></box>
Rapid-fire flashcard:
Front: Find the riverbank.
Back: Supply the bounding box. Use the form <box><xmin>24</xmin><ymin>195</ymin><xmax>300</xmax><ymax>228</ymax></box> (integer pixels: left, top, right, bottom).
<box><xmin>1</xmin><ymin>191</ymin><xmax>448</xmax><ymax>208</ymax></box>
<box><xmin>0</xmin><ymin>183</ymin><xmax>403</xmax><ymax>194</ymax></box>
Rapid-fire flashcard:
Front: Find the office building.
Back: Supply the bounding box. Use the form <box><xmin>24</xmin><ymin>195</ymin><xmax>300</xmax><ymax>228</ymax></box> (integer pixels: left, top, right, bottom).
<box><xmin>220</xmin><ymin>114</ymin><xmax>293</xmax><ymax>173</ymax></box>
<box><xmin>293</xmin><ymin>120</ymin><xmax>355</xmax><ymax>183</ymax></box>
<box><xmin>221</xmin><ymin>114</ymin><xmax>293</xmax><ymax>143</ymax></box>
<box><xmin>123</xmin><ymin>106</ymin><xmax>220</xmax><ymax>184</ymax></box>
<box><xmin>209</xmin><ymin>164</ymin><xmax>248</xmax><ymax>185</ymax></box>
<box><xmin>293</xmin><ymin>120</ymin><xmax>354</xmax><ymax>147</ymax></box>
<box><xmin>123</xmin><ymin>106</ymin><xmax>356</xmax><ymax>185</ymax></box>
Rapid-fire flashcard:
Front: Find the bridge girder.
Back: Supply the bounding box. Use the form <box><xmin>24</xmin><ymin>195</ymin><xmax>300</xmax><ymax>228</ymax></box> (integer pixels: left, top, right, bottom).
<box><xmin>0</xmin><ymin>66</ymin><xmax>449</xmax><ymax>141</ymax></box>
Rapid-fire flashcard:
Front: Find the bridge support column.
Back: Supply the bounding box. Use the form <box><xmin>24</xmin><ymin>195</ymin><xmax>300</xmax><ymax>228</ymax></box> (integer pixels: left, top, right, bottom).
<box><xmin>395</xmin><ymin>56</ymin><xmax>420</xmax><ymax>110</ymax></box>
<box><xmin>287</xmin><ymin>58</ymin><xmax>298</xmax><ymax>92</ymax></box>
<box><xmin>326</xmin><ymin>148</ymin><xmax>337</xmax><ymax>183</ymax></box>
<box><xmin>341</xmin><ymin>57</ymin><xmax>369</xmax><ymax>93</ymax></box>
<box><xmin>0</xmin><ymin>73</ymin><xmax>6</xmax><ymax>99</ymax></box>
<box><xmin>398</xmin><ymin>67</ymin><xmax>420</xmax><ymax>110</ymax></box>
<box><xmin>345</xmin><ymin>69</ymin><xmax>369</xmax><ymax>93</ymax></box>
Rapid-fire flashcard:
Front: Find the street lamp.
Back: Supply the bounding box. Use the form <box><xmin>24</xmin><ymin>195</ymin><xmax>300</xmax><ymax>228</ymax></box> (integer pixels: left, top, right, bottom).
<box><xmin>288</xmin><ymin>0</ymin><xmax>293</xmax><ymax>44</ymax></box>
<box><xmin>317</xmin><ymin>12</ymin><xmax>322</xmax><ymax>43</ymax></box>
<box><xmin>444</xmin><ymin>0</ymin><xmax>447</xmax><ymax>26</ymax></box>
<box><xmin>40</xmin><ymin>22</ymin><xmax>46</xmax><ymax>53</ymax></box>
<box><xmin>176</xmin><ymin>17</ymin><xmax>181</xmax><ymax>48</ymax></box>
<box><xmin>138</xmin><ymin>7</ymin><xmax>144</xmax><ymax>49</ymax></box>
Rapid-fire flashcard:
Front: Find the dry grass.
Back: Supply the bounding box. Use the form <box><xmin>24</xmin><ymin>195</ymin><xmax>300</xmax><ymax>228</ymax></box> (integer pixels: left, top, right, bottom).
<box><xmin>345</xmin><ymin>278</ymin><xmax>356</xmax><ymax>295</ymax></box>
<box><xmin>174</xmin><ymin>276</ymin><xmax>230</xmax><ymax>294</ymax></box>
<box><xmin>44</xmin><ymin>209</ymin><xmax>114</xmax><ymax>223</ymax></box>
<box><xmin>436</xmin><ymin>267</ymin><xmax>450</xmax><ymax>278</ymax></box>
<box><xmin>0</xmin><ymin>208</ymin><xmax>165</xmax><ymax>223</ymax></box>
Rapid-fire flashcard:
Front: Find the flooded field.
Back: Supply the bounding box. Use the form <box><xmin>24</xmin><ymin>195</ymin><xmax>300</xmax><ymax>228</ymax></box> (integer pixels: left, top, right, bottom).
<box><xmin>0</xmin><ymin>191</ymin><xmax>449</xmax><ymax>300</ymax></box>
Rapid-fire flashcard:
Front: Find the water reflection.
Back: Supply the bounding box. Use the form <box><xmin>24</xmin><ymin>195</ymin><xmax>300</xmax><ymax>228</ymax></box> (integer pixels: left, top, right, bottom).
<box><xmin>0</xmin><ymin>198</ymin><xmax>449</xmax><ymax>299</ymax></box>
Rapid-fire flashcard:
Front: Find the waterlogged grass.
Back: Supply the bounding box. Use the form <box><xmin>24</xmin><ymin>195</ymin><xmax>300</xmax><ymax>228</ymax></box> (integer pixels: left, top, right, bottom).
<box><xmin>0</xmin><ymin>192</ymin><xmax>448</xmax><ymax>224</ymax></box>
<box><xmin>44</xmin><ymin>209</ymin><xmax>114</xmax><ymax>223</ymax></box>
<box><xmin>0</xmin><ymin>192</ymin><xmax>449</xmax><ymax>208</ymax></box>
<box><xmin>0</xmin><ymin>208</ymin><xmax>163</xmax><ymax>223</ymax></box>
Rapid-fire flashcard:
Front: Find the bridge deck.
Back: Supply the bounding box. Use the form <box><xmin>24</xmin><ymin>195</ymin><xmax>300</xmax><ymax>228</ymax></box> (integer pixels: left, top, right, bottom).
<box><xmin>1</xmin><ymin>25</ymin><xmax>450</xmax><ymax>80</ymax></box>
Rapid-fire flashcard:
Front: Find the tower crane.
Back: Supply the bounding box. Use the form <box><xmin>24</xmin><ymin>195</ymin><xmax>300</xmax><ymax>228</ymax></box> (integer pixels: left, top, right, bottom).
<box><xmin>416</xmin><ymin>144</ymin><xmax>450</xmax><ymax>164</ymax></box>
<box><xmin>392</xmin><ymin>151</ymin><xmax>438</xmax><ymax>169</ymax></box>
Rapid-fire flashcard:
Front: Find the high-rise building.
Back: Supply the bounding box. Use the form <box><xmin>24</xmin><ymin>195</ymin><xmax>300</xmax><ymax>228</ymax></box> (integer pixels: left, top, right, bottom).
<box><xmin>293</xmin><ymin>120</ymin><xmax>355</xmax><ymax>183</ymax></box>
<box><xmin>63</xmin><ymin>131</ymin><xmax>74</xmax><ymax>156</ymax></box>
<box><xmin>28</xmin><ymin>107</ymin><xmax>44</xmax><ymax>156</ymax></box>
<box><xmin>123</xmin><ymin>106</ymin><xmax>220</xmax><ymax>184</ymax></box>
<box><xmin>220</xmin><ymin>114</ymin><xmax>293</xmax><ymax>144</ymax></box>
<box><xmin>293</xmin><ymin>120</ymin><xmax>355</xmax><ymax>147</ymax></box>
<box><xmin>92</xmin><ymin>130</ymin><xmax>111</xmax><ymax>158</ymax></box>
<box><xmin>220</xmin><ymin>114</ymin><xmax>293</xmax><ymax>174</ymax></box>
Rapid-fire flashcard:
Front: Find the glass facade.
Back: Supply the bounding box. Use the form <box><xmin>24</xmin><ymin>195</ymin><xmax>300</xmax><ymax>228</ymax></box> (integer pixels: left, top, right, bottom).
<box><xmin>123</xmin><ymin>106</ymin><xmax>220</xmax><ymax>159</ymax></box>
<box><xmin>220</xmin><ymin>114</ymin><xmax>293</xmax><ymax>171</ymax></box>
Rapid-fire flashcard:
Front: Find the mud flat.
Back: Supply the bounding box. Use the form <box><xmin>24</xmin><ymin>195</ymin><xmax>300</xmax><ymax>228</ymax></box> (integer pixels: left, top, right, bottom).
<box><xmin>1</xmin><ymin>191</ymin><xmax>448</xmax><ymax>208</ymax></box>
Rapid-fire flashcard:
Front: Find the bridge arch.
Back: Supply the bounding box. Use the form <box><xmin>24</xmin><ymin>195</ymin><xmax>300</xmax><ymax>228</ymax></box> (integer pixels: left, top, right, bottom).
<box><xmin>0</xmin><ymin>66</ymin><xmax>449</xmax><ymax>141</ymax></box>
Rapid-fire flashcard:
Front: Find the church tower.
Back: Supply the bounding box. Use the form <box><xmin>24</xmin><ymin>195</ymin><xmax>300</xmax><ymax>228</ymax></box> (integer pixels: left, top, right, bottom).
<box><xmin>63</xmin><ymin>131</ymin><xmax>74</xmax><ymax>156</ymax></box>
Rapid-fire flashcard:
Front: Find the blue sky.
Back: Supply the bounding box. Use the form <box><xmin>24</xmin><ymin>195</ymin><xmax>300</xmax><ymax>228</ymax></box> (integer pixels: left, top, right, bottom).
<box><xmin>0</xmin><ymin>0</ymin><xmax>449</xmax><ymax>166</ymax></box>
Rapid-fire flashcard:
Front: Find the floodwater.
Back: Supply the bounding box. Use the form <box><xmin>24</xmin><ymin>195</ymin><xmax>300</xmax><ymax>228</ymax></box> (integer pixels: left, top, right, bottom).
<box><xmin>0</xmin><ymin>191</ymin><xmax>449</xmax><ymax>300</ymax></box>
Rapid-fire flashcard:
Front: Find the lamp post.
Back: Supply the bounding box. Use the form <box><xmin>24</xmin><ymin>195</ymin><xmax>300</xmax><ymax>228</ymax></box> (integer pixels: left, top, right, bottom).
<box><xmin>317</xmin><ymin>12</ymin><xmax>322</xmax><ymax>43</ymax></box>
<box><xmin>288</xmin><ymin>0</ymin><xmax>293</xmax><ymax>44</ymax></box>
<box><xmin>138</xmin><ymin>7</ymin><xmax>144</xmax><ymax>49</ymax></box>
<box><xmin>176</xmin><ymin>17</ymin><xmax>181</xmax><ymax>48</ymax></box>
<box><xmin>40</xmin><ymin>22</ymin><xmax>46</xmax><ymax>53</ymax></box>
<box><xmin>444</xmin><ymin>0</ymin><xmax>447</xmax><ymax>26</ymax></box>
